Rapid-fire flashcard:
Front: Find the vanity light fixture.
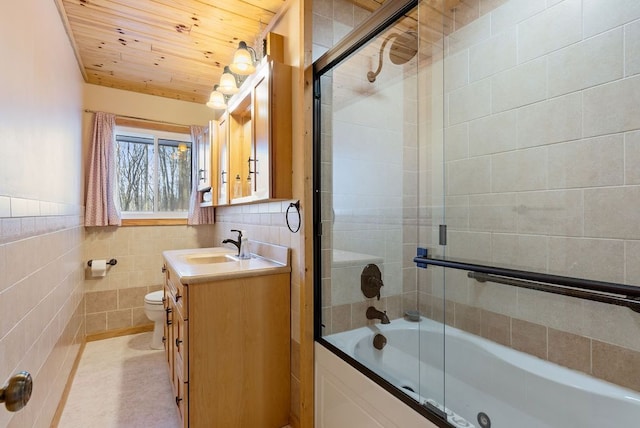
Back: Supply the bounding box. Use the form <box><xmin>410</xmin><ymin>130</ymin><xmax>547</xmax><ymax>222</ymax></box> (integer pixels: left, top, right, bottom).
<box><xmin>218</xmin><ymin>66</ymin><xmax>239</xmax><ymax>95</ymax></box>
<box><xmin>206</xmin><ymin>85</ymin><xmax>228</xmax><ymax>110</ymax></box>
<box><xmin>229</xmin><ymin>41</ymin><xmax>257</xmax><ymax>75</ymax></box>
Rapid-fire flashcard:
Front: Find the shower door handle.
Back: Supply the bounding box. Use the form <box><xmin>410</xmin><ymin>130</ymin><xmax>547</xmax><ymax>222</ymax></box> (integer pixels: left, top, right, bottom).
<box><xmin>1</xmin><ymin>371</ymin><xmax>32</xmax><ymax>412</ymax></box>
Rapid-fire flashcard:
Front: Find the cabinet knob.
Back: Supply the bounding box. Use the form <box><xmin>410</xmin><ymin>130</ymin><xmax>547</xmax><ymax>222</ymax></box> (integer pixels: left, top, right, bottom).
<box><xmin>161</xmin><ymin>265</ymin><xmax>167</xmax><ymax>273</ymax></box>
<box><xmin>175</xmin><ymin>338</ymin><xmax>183</xmax><ymax>347</ymax></box>
<box><xmin>175</xmin><ymin>293</ymin><xmax>182</xmax><ymax>301</ymax></box>
<box><xmin>175</xmin><ymin>396</ymin><xmax>183</xmax><ymax>406</ymax></box>
<box><xmin>162</xmin><ymin>336</ymin><xmax>166</xmax><ymax>343</ymax></box>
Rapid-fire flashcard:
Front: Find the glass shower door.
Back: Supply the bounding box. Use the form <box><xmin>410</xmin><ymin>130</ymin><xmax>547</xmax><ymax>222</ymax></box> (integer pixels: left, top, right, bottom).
<box><xmin>315</xmin><ymin>1</ymin><xmax>448</xmax><ymax>423</ymax></box>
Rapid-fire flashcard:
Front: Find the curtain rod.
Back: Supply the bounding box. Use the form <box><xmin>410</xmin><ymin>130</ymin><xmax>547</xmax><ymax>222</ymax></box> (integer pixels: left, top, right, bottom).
<box><xmin>83</xmin><ymin>109</ymin><xmax>192</xmax><ymax>128</ymax></box>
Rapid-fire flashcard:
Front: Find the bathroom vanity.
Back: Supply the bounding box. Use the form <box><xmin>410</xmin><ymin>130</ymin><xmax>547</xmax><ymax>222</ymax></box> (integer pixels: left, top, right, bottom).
<box><xmin>162</xmin><ymin>244</ymin><xmax>291</xmax><ymax>428</ymax></box>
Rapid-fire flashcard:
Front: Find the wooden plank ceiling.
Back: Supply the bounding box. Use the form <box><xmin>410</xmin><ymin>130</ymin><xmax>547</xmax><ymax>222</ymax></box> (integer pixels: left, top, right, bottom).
<box><xmin>56</xmin><ymin>0</ymin><xmax>286</xmax><ymax>104</ymax></box>
<box><xmin>55</xmin><ymin>0</ymin><xmax>466</xmax><ymax>105</ymax></box>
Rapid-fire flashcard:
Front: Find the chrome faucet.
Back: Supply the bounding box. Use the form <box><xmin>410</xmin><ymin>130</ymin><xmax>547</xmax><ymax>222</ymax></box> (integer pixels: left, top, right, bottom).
<box><xmin>366</xmin><ymin>306</ymin><xmax>390</xmax><ymax>324</ymax></box>
<box><xmin>222</xmin><ymin>229</ymin><xmax>242</xmax><ymax>255</ymax></box>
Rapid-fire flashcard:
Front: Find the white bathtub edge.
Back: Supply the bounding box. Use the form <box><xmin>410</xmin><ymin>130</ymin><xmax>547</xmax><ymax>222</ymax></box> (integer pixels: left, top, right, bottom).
<box><xmin>315</xmin><ymin>342</ymin><xmax>439</xmax><ymax>428</ymax></box>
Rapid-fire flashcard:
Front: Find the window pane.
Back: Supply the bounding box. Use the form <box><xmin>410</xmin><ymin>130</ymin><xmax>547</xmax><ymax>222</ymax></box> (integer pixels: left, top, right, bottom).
<box><xmin>157</xmin><ymin>139</ymin><xmax>192</xmax><ymax>212</ymax></box>
<box><xmin>116</xmin><ymin>136</ymin><xmax>154</xmax><ymax>212</ymax></box>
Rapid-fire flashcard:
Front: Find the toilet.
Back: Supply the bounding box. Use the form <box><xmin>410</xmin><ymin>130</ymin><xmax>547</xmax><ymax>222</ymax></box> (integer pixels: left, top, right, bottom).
<box><xmin>144</xmin><ymin>290</ymin><xmax>165</xmax><ymax>350</ymax></box>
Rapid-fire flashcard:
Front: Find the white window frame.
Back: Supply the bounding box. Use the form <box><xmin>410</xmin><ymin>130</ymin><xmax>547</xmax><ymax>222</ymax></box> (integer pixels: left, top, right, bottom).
<box><xmin>115</xmin><ymin>126</ymin><xmax>192</xmax><ymax>220</ymax></box>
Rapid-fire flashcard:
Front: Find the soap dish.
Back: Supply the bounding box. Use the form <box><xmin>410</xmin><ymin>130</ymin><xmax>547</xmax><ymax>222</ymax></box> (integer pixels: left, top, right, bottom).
<box><xmin>404</xmin><ymin>310</ymin><xmax>421</xmax><ymax>322</ymax></box>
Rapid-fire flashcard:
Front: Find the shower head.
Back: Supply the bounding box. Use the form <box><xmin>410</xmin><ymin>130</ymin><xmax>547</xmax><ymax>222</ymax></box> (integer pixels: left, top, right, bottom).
<box><xmin>367</xmin><ymin>30</ymin><xmax>418</xmax><ymax>83</ymax></box>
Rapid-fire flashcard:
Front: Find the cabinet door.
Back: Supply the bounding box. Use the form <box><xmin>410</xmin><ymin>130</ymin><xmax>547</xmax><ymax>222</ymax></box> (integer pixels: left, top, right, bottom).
<box><xmin>217</xmin><ymin>114</ymin><xmax>229</xmax><ymax>206</ymax></box>
<box><xmin>252</xmin><ymin>68</ymin><xmax>270</xmax><ymax>199</ymax></box>
<box><xmin>195</xmin><ymin>127</ymin><xmax>211</xmax><ymax>191</ymax></box>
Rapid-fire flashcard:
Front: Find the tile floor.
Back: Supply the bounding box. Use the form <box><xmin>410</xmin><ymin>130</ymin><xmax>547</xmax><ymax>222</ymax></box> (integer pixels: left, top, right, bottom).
<box><xmin>57</xmin><ymin>332</ymin><xmax>180</xmax><ymax>428</ymax></box>
<box><xmin>57</xmin><ymin>332</ymin><xmax>294</xmax><ymax>428</ymax></box>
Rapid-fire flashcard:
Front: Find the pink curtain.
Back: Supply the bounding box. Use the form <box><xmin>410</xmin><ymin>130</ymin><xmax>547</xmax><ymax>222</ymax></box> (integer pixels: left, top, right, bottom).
<box><xmin>85</xmin><ymin>112</ymin><xmax>121</xmax><ymax>226</ymax></box>
<box><xmin>187</xmin><ymin>125</ymin><xmax>215</xmax><ymax>225</ymax></box>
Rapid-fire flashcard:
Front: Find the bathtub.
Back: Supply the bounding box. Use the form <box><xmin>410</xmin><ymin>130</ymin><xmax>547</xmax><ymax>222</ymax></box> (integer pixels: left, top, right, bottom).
<box><xmin>324</xmin><ymin>317</ymin><xmax>640</xmax><ymax>427</ymax></box>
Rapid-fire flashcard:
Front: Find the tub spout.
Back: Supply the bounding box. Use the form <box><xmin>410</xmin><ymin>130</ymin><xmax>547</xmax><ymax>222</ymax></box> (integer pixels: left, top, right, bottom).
<box><xmin>366</xmin><ymin>306</ymin><xmax>390</xmax><ymax>324</ymax></box>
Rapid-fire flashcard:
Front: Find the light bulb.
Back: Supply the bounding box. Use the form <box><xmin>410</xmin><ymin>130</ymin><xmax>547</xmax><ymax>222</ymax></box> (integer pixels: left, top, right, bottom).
<box><xmin>229</xmin><ymin>41</ymin><xmax>256</xmax><ymax>75</ymax></box>
<box><xmin>206</xmin><ymin>86</ymin><xmax>227</xmax><ymax>110</ymax></box>
<box><xmin>218</xmin><ymin>66</ymin><xmax>239</xmax><ymax>95</ymax></box>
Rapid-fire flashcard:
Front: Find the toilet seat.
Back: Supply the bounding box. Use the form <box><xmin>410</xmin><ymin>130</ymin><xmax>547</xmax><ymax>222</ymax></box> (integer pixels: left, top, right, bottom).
<box><xmin>144</xmin><ymin>290</ymin><xmax>164</xmax><ymax>305</ymax></box>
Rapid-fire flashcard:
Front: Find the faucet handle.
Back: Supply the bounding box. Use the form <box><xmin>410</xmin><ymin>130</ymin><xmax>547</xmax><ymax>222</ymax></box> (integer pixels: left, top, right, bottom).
<box><xmin>361</xmin><ymin>264</ymin><xmax>383</xmax><ymax>300</ymax></box>
<box><xmin>230</xmin><ymin>229</ymin><xmax>243</xmax><ymax>240</ymax></box>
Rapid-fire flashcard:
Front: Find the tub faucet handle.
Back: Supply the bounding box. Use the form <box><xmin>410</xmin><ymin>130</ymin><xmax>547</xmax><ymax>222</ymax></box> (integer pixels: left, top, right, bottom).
<box><xmin>361</xmin><ymin>264</ymin><xmax>384</xmax><ymax>300</ymax></box>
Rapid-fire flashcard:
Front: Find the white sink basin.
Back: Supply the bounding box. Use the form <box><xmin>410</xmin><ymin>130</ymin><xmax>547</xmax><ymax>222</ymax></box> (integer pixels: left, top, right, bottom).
<box><xmin>163</xmin><ymin>244</ymin><xmax>290</xmax><ymax>283</ymax></box>
<box><xmin>182</xmin><ymin>254</ymin><xmax>239</xmax><ymax>264</ymax></box>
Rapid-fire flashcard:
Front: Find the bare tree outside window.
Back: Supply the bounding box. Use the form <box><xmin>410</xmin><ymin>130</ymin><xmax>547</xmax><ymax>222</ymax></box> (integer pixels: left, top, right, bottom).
<box><xmin>158</xmin><ymin>139</ymin><xmax>191</xmax><ymax>211</ymax></box>
<box><xmin>115</xmin><ymin>131</ymin><xmax>192</xmax><ymax>216</ymax></box>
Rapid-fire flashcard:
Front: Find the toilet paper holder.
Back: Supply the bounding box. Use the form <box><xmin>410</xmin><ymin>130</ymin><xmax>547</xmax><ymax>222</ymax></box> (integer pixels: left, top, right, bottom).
<box><xmin>87</xmin><ymin>259</ymin><xmax>117</xmax><ymax>267</ymax></box>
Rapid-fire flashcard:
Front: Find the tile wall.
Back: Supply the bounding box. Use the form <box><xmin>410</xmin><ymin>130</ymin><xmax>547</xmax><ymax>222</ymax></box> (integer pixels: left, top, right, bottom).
<box><xmin>1</xmin><ymin>0</ymin><xmax>86</xmax><ymax>426</ymax></box>
<box><xmin>82</xmin><ymin>225</ymin><xmax>215</xmax><ymax>335</ymax></box>
<box><xmin>416</xmin><ymin>0</ymin><xmax>640</xmax><ymax>392</ymax></box>
<box><xmin>0</xmin><ymin>212</ymin><xmax>85</xmax><ymax>428</ymax></box>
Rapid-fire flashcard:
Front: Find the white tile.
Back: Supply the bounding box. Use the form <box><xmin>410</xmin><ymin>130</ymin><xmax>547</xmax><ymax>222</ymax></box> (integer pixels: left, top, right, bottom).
<box><xmin>584</xmin><ymin>0</ymin><xmax>640</xmax><ymax>38</ymax></box>
<box><xmin>491</xmin><ymin>233</ymin><xmax>548</xmax><ymax>272</ymax></box>
<box><xmin>447</xmin><ymin>156</ymin><xmax>492</xmax><ymax>195</ymax></box>
<box><xmin>444</xmin><ymin>123</ymin><xmax>469</xmax><ymax>161</ymax></box>
<box><xmin>548</xmin><ymin>237</ymin><xmax>625</xmax><ymax>283</ymax></box>
<box><xmin>469</xmin><ymin>193</ymin><xmax>518</xmax><ymax>232</ymax></box>
<box><xmin>585</xmin><ymin>186</ymin><xmax>640</xmax><ymax>239</ymax></box>
<box><xmin>469</xmin><ymin>28</ymin><xmax>517</xmax><ymax>82</ymax></box>
<box><xmin>625</xmin><ymin>131</ymin><xmax>640</xmax><ymax>184</ymax></box>
<box><xmin>491</xmin><ymin>57</ymin><xmax>547</xmax><ymax>113</ymax></box>
<box><xmin>444</xmin><ymin>49</ymin><xmax>469</xmax><ymax>93</ymax></box>
<box><xmin>491</xmin><ymin>147</ymin><xmax>547</xmax><ymax>192</ymax></box>
<box><xmin>469</xmin><ymin>110</ymin><xmax>517</xmax><ymax>156</ymax></box>
<box><xmin>518</xmin><ymin>0</ymin><xmax>582</xmax><ymax>63</ymax></box>
<box><xmin>10</xmin><ymin>198</ymin><xmax>29</xmax><ymax>217</ymax></box>
<box><xmin>548</xmin><ymin>28</ymin><xmax>624</xmax><ymax>97</ymax></box>
<box><xmin>625</xmin><ymin>240</ymin><xmax>640</xmax><ymax>285</ymax></box>
<box><xmin>445</xmin><ymin>195</ymin><xmax>470</xmax><ymax>229</ymax></box>
<box><xmin>583</xmin><ymin>75</ymin><xmax>640</xmax><ymax>137</ymax></box>
<box><xmin>548</xmin><ymin>134</ymin><xmax>624</xmax><ymax>189</ymax></box>
<box><xmin>490</xmin><ymin>0</ymin><xmax>546</xmax><ymax>35</ymax></box>
<box><xmin>447</xmin><ymin>14</ymin><xmax>492</xmax><ymax>55</ymax></box>
<box><xmin>516</xmin><ymin>190</ymin><xmax>584</xmax><ymax>236</ymax></box>
<box><xmin>448</xmin><ymin>78</ymin><xmax>492</xmax><ymax>124</ymax></box>
<box><xmin>517</xmin><ymin>92</ymin><xmax>582</xmax><ymax>149</ymax></box>
<box><xmin>0</xmin><ymin>197</ymin><xmax>10</xmax><ymax>217</ymax></box>
<box><xmin>447</xmin><ymin>230</ymin><xmax>492</xmax><ymax>264</ymax></box>
<box><xmin>625</xmin><ymin>19</ymin><xmax>640</xmax><ymax>77</ymax></box>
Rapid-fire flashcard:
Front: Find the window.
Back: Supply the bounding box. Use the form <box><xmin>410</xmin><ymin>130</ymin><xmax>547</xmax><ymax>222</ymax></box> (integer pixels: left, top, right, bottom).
<box><xmin>115</xmin><ymin>126</ymin><xmax>192</xmax><ymax>219</ymax></box>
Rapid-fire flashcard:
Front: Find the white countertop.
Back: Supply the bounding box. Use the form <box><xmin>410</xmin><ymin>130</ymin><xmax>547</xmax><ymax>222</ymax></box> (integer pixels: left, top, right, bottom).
<box><xmin>162</xmin><ymin>242</ymin><xmax>291</xmax><ymax>284</ymax></box>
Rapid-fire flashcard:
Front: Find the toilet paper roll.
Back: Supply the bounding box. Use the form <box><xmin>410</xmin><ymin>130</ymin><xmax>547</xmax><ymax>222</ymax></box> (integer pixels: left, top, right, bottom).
<box><xmin>91</xmin><ymin>259</ymin><xmax>107</xmax><ymax>277</ymax></box>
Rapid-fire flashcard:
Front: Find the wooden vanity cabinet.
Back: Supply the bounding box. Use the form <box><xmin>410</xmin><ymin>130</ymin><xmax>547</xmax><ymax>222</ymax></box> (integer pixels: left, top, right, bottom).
<box><xmin>163</xmin><ymin>265</ymin><xmax>189</xmax><ymax>426</ymax></box>
<box><xmin>163</xmin><ymin>264</ymin><xmax>291</xmax><ymax>428</ymax></box>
